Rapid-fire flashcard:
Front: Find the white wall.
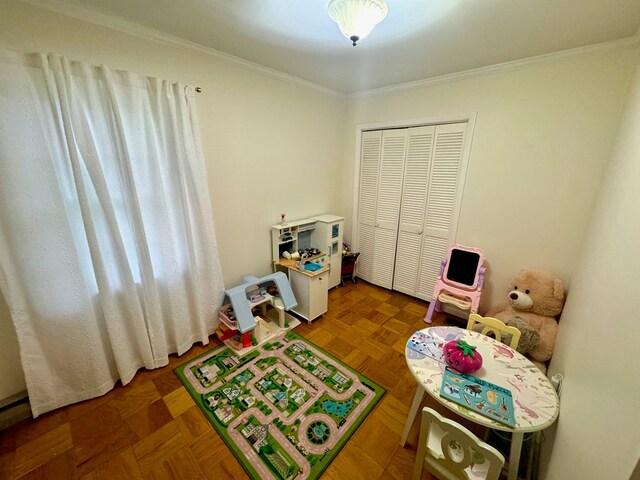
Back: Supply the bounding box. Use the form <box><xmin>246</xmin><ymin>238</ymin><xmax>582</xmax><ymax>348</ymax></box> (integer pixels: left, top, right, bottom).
<box><xmin>0</xmin><ymin>1</ymin><xmax>347</xmax><ymax>400</ymax></box>
<box><xmin>343</xmin><ymin>48</ymin><xmax>638</xmax><ymax>309</ymax></box>
<box><xmin>542</xmin><ymin>55</ymin><xmax>640</xmax><ymax>480</ymax></box>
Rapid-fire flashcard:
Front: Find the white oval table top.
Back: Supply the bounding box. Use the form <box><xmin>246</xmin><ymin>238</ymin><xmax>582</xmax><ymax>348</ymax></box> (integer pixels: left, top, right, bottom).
<box><xmin>405</xmin><ymin>326</ymin><xmax>559</xmax><ymax>433</ymax></box>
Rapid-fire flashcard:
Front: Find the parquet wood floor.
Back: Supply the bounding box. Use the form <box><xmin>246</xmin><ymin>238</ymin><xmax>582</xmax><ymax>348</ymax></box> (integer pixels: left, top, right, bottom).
<box><xmin>0</xmin><ymin>280</ymin><xmax>473</xmax><ymax>480</ymax></box>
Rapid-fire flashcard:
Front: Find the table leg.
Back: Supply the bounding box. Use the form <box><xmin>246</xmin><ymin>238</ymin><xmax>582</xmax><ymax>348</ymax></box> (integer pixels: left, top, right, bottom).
<box><xmin>508</xmin><ymin>431</ymin><xmax>524</xmax><ymax>480</ymax></box>
<box><xmin>400</xmin><ymin>387</ymin><xmax>425</xmax><ymax>446</ymax></box>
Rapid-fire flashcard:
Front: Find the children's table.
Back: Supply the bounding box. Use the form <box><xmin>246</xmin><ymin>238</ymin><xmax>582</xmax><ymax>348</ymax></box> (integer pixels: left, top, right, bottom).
<box><xmin>402</xmin><ymin>326</ymin><xmax>559</xmax><ymax>480</ymax></box>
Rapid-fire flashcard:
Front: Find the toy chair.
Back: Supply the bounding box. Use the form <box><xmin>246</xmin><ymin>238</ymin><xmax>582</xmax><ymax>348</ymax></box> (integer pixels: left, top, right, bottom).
<box><xmin>413</xmin><ymin>407</ymin><xmax>505</xmax><ymax>480</ymax></box>
<box><xmin>424</xmin><ymin>244</ymin><xmax>486</xmax><ymax>324</ymax></box>
<box><xmin>340</xmin><ymin>252</ymin><xmax>360</xmax><ymax>286</ymax></box>
<box><xmin>466</xmin><ymin>313</ymin><xmax>521</xmax><ymax>350</ymax></box>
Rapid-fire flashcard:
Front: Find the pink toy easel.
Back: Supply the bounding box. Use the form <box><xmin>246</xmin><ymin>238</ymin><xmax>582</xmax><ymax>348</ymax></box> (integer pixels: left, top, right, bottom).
<box><xmin>424</xmin><ymin>244</ymin><xmax>486</xmax><ymax>324</ymax></box>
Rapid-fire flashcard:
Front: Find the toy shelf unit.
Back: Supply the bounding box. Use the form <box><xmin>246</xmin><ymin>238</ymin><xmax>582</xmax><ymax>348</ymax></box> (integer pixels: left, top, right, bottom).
<box><xmin>310</xmin><ymin>214</ymin><xmax>344</xmax><ymax>290</ymax></box>
<box><xmin>215</xmin><ymin>272</ymin><xmax>300</xmax><ymax>356</ymax></box>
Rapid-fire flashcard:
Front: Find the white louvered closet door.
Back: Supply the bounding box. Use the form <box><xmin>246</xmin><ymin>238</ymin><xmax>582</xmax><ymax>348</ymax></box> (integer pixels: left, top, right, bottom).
<box><xmin>393</xmin><ymin>126</ymin><xmax>435</xmax><ymax>295</ymax></box>
<box><xmin>417</xmin><ymin>122</ymin><xmax>468</xmax><ymax>300</ymax></box>
<box><xmin>356</xmin><ymin>130</ymin><xmax>382</xmax><ymax>283</ymax></box>
<box><xmin>371</xmin><ymin>129</ymin><xmax>407</xmax><ymax>289</ymax></box>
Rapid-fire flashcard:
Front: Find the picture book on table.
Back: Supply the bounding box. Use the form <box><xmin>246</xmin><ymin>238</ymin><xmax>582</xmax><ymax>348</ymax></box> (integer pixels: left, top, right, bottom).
<box><xmin>439</xmin><ymin>368</ymin><xmax>516</xmax><ymax>427</ymax></box>
<box><xmin>406</xmin><ymin>331</ymin><xmax>445</xmax><ymax>363</ymax></box>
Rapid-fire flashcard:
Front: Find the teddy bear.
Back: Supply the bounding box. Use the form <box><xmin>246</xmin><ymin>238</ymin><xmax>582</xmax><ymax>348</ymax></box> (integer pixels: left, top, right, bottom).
<box><xmin>488</xmin><ymin>268</ymin><xmax>565</xmax><ymax>366</ymax></box>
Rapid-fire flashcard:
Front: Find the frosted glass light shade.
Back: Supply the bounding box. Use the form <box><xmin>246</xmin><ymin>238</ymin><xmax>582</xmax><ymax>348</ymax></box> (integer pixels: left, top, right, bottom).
<box><xmin>327</xmin><ymin>0</ymin><xmax>388</xmax><ymax>46</ymax></box>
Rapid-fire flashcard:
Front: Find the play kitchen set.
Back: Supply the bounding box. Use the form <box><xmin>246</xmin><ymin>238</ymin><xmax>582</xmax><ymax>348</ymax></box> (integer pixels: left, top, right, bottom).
<box><xmin>271</xmin><ymin>214</ymin><xmax>344</xmax><ymax>322</ymax></box>
<box><xmin>217</xmin><ymin>214</ymin><xmax>345</xmax><ymax>355</ymax></box>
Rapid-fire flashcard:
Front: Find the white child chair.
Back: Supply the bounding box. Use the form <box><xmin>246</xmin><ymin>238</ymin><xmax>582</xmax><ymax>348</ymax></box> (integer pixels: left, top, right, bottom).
<box><xmin>466</xmin><ymin>313</ymin><xmax>522</xmax><ymax>350</ymax></box>
<box><xmin>413</xmin><ymin>407</ymin><xmax>505</xmax><ymax>480</ymax></box>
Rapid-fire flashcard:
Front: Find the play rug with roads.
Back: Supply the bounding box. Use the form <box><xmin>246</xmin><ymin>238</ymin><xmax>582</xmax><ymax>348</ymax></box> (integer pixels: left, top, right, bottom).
<box><xmin>175</xmin><ymin>330</ymin><xmax>385</xmax><ymax>480</ymax></box>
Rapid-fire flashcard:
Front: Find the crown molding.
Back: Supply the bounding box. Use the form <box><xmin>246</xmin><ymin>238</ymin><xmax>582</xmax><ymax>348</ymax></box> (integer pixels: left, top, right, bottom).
<box><xmin>20</xmin><ymin>0</ymin><xmax>346</xmax><ymax>98</ymax></box>
<box><xmin>350</xmin><ymin>34</ymin><xmax>640</xmax><ymax>99</ymax></box>
<box><xmin>19</xmin><ymin>0</ymin><xmax>640</xmax><ymax>100</ymax></box>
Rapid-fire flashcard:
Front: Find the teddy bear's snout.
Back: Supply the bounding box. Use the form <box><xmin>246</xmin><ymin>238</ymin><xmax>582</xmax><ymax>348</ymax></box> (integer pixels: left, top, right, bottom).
<box><xmin>508</xmin><ymin>290</ymin><xmax>534</xmax><ymax>310</ymax></box>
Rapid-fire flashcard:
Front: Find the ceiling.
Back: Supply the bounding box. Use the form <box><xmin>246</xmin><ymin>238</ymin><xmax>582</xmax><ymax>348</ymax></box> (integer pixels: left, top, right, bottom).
<box><xmin>41</xmin><ymin>0</ymin><xmax>640</xmax><ymax>94</ymax></box>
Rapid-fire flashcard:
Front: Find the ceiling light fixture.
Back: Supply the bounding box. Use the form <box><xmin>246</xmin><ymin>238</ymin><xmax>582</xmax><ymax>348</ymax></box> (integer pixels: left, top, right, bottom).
<box><xmin>327</xmin><ymin>0</ymin><xmax>389</xmax><ymax>46</ymax></box>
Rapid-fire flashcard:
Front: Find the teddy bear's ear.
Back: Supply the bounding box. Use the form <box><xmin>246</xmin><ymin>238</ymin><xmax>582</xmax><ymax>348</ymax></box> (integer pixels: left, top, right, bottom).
<box><xmin>553</xmin><ymin>278</ymin><xmax>564</xmax><ymax>301</ymax></box>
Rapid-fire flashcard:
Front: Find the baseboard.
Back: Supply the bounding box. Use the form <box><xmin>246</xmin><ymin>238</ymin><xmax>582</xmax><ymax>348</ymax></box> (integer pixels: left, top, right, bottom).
<box><xmin>0</xmin><ymin>392</ymin><xmax>31</xmax><ymax>430</ymax></box>
<box><xmin>0</xmin><ymin>390</ymin><xmax>28</xmax><ymax>409</ymax></box>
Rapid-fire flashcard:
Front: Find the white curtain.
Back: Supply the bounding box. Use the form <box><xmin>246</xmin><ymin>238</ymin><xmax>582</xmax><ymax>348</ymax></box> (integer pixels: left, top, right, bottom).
<box><xmin>0</xmin><ymin>51</ymin><xmax>224</xmax><ymax>417</ymax></box>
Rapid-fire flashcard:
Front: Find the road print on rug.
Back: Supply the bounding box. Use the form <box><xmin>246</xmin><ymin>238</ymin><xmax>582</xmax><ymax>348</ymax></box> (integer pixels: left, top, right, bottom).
<box><xmin>175</xmin><ymin>330</ymin><xmax>385</xmax><ymax>480</ymax></box>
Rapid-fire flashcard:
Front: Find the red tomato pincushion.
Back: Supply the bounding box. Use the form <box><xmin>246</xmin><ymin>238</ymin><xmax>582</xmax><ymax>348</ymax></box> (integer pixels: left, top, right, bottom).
<box><xmin>443</xmin><ymin>340</ymin><xmax>483</xmax><ymax>373</ymax></box>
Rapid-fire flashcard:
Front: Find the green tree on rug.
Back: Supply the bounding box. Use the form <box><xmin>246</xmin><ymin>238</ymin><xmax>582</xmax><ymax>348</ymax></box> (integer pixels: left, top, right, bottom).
<box><xmin>260</xmin><ymin>444</ymin><xmax>274</xmax><ymax>455</ymax></box>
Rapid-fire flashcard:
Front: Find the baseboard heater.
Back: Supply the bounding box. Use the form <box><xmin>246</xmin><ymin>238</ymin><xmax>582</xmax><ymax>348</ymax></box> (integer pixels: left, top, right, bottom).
<box><xmin>0</xmin><ymin>391</ymin><xmax>31</xmax><ymax>430</ymax></box>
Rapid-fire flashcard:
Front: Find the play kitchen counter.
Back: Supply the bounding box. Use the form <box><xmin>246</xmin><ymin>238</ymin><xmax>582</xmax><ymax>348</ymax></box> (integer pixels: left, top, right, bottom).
<box><xmin>274</xmin><ymin>254</ymin><xmax>330</xmax><ymax>323</ymax></box>
<box><xmin>274</xmin><ymin>253</ymin><xmax>329</xmax><ymax>277</ymax></box>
